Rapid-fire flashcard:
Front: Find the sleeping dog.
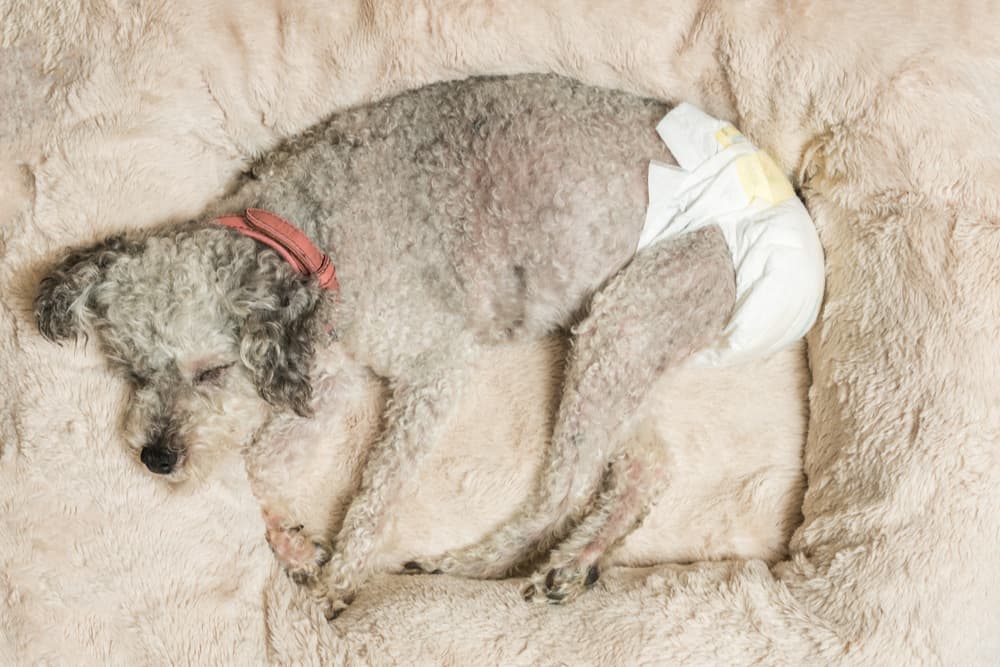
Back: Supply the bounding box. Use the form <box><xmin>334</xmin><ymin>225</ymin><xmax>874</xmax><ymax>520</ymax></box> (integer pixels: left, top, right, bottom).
<box><xmin>34</xmin><ymin>75</ymin><xmax>735</xmax><ymax>616</ymax></box>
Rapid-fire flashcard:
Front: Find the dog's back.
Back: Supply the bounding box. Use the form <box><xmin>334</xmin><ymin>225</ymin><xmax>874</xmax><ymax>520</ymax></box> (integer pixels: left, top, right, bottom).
<box><xmin>238</xmin><ymin>75</ymin><xmax>671</xmax><ymax>341</ymax></box>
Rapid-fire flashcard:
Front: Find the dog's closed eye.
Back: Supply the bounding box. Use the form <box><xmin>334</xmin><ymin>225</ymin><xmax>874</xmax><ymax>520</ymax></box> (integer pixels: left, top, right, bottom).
<box><xmin>194</xmin><ymin>363</ymin><xmax>233</xmax><ymax>385</ymax></box>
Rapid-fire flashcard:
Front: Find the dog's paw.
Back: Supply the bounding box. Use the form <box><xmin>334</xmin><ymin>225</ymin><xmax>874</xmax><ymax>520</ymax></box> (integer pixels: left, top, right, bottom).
<box><xmin>317</xmin><ymin>553</ymin><xmax>364</xmax><ymax>621</ymax></box>
<box><xmin>319</xmin><ymin>592</ymin><xmax>354</xmax><ymax>621</ymax></box>
<box><xmin>400</xmin><ymin>560</ymin><xmax>443</xmax><ymax>575</ymax></box>
<box><xmin>264</xmin><ymin>519</ymin><xmax>330</xmax><ymax>585</ymax></box>
<box><xmin>399</xmin><ymin>550</ymin><xmax>507</xmax><ymax>579</ymax></box>
<box><xmin>522</xmin><ymin>563</ymin><xmax>600</xmax><ymax>604</ymax></box>
<box><xmin>294</xmin><ymin>578</ymin><xmax>351</xmax><ymax>621</ymax></box>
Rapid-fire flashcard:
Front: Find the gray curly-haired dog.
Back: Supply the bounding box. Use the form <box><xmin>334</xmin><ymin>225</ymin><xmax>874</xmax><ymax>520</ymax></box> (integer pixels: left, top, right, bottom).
<box><xmin>34</xmin><ymin>74</ymin><xmax>735</xmax><ymax>617</ymax></box>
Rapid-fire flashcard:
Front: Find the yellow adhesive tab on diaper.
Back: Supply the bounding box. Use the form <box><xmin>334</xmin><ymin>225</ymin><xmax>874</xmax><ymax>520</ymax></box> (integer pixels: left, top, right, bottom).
<box><xmin>735</xmin><ymin>151</ymin><xmax>794</xmax><ymax>205</ymax></box>
<box><xmin>714</xmin><ymin>126</ymin><xmax>745</xmax><ymax>148</ymax></box>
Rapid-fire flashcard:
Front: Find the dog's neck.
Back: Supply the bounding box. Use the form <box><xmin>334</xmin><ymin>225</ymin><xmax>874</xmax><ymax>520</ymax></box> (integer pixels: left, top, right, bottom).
<box><xmin>215</xmin><ymin>208</ymin><xmax>339</xmax><ymax>291</ymax></box>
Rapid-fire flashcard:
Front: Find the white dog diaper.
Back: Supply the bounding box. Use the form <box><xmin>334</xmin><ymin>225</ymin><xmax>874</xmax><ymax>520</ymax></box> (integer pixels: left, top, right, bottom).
<box><xmin>639</xmin><ymin>103</ymin><xmax>825</xmax><ymax>367</ymax></box>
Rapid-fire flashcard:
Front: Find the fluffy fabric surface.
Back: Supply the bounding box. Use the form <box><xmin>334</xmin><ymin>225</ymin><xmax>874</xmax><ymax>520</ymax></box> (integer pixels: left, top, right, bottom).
<box><xmin>1</xmin><ymin>1</ymin><xmax>998</xmax><ymax>665</ymax></box>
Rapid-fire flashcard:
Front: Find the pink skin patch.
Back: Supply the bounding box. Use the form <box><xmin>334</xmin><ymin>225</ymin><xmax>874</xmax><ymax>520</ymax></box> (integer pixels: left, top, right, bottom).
<box><xmin>261</xmin><ymin>507</ymin><xmax>323</xmax><ymax>573</ymax></box>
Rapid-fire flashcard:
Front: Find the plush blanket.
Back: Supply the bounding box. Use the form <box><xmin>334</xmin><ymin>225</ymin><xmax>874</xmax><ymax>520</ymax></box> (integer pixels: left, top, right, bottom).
<box><xmin>2</xmin><ymin>1</ymin><xmax>998</xmax><ymax>665</ymax></box>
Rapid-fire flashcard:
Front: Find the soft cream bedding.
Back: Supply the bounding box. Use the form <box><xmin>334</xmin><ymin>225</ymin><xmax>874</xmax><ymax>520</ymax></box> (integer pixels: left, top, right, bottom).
<box><xmin>2</xmin><ymin>1</ymin><xmax>998</xmax><ymax>664</ymax></box>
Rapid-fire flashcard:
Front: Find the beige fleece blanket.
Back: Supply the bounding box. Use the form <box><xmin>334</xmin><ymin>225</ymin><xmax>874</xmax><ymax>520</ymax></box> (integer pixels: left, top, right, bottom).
<box><xmin>2</xmin><ymin>1</ymin><xmax>999</xmax><ymax>665</ymax></box>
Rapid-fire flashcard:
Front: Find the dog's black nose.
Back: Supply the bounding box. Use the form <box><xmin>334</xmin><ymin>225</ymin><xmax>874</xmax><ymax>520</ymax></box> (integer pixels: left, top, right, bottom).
<box><xmin>140</xmin><ymin>446</ymin><xmax>177</xmax><ymax>475</ymax></box>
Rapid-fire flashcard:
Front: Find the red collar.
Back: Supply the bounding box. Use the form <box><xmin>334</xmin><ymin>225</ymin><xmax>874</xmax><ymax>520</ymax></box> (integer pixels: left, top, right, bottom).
<box><xmin>215</xmin><ymin>208</ymin><xmax>339</xmax><ymax>291</ymax></box>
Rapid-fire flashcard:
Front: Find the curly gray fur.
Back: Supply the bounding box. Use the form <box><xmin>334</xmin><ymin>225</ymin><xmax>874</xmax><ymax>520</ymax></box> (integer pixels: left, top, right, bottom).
<box><xmin>34</xmin><ymin>74</ymin><xmax>736</xmax><ymax>615</ymax></box>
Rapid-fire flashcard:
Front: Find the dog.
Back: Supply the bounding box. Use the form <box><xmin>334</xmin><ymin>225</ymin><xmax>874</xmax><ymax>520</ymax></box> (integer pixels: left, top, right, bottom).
<box><xmin>33</xmin><ymin>74</ymin><xmax>736</xmax><ymax>616</ymax></box>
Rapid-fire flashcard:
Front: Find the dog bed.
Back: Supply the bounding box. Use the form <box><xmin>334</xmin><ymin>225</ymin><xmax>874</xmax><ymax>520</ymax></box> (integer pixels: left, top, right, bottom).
<box><xmin>1</xmin><ymin>1</ymin><xmax>997</xmax><ymax>664</ymax></box>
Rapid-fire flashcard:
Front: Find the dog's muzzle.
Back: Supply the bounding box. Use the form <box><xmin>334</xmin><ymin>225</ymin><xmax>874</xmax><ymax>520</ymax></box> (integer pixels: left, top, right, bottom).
<box><xmin>140</xmin><ymin>446</ymin><xmax>178</xmax><ymax>475</ymax></box>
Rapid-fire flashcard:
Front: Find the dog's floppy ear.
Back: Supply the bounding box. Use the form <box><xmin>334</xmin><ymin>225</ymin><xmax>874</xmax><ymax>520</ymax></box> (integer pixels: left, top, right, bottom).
<box><xmin>34</xmin><ymin>235</ymin><xmax>135</xmax><ymax>343</ymax></box>
<box><xmin>236</xmin><ymin>259</ymin><xmax>322</xmax><ymax>418</ymax></box>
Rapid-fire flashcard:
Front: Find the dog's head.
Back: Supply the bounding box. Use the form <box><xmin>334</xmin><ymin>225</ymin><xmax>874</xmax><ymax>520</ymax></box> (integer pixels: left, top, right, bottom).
<box><xmin>34</xmin><ymin>224</ymin><xmax>326</xmax><ymax>480</ymax></box>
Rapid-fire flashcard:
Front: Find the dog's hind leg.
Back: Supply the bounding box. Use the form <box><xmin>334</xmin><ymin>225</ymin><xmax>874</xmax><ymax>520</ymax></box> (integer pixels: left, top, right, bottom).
<box><xmin>523</xmin><ymin>442</ymin><xmax>668</xmax><ymax>603</ymax></box>
<box><xmin>412</xmin><ymin>225</ymin><xmax>735</xmax><ymax>582</ymax></box>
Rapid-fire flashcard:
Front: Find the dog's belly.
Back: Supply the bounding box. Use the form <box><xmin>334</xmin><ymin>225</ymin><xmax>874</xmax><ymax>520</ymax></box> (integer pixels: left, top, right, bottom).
<box><xmin>433</xmin><ymin>80</ymin><xmax>668</xmax><ymax>338</ymax></box>
<box><xmin>444</xmin><ymin>134</ymin><xmax>656</xmax><ymax>341</ymax></box>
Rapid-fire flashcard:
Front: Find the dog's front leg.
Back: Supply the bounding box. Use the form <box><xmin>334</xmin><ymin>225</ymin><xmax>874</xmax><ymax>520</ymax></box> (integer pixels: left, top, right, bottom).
<box><xmin>245</xmin><ymin>408</ymin><xmax>336</xmax><ymax>588</ymax></box>
<box><xmin>314</xmin><ymin>353</ymin><xmax>472</xmax><ymax>619</ymax></box>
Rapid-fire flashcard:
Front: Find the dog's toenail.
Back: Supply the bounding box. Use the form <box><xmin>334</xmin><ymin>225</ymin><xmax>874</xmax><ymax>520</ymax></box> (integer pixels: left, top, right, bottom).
<box><xmin>403</xmin><ymin>560</ymin><xmax>422</xmax><ymax>572</ymax></box>
<box><xmin>430</xmin><ymin>568</ymin><xmax>443</xmax><ymax>575</ymax></box>
<box><xmin>545</xmin><ymin>588</ymin><xmax>567</xmax><ymax>602</ymax></box>
<box><xmin>585</xmin><ymin>565</ymin><xmax>599</xmax><ymax>587</ymax></box>
<box><xmin>521</xmin><ymin>584</ymin><xmax>536</xmax><ymax>601</ymax></box>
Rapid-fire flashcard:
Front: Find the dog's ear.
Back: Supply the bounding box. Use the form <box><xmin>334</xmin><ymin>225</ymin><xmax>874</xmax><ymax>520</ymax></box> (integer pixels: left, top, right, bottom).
<box><xmin>237</xmin><ymin>262</ymin><xmax>321</xmax><ymax>418</ymax></box>
<box><xmin>34</xmin><ymin>235</ymin><xmax>135</xmax><ymax>343</ymax></box>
